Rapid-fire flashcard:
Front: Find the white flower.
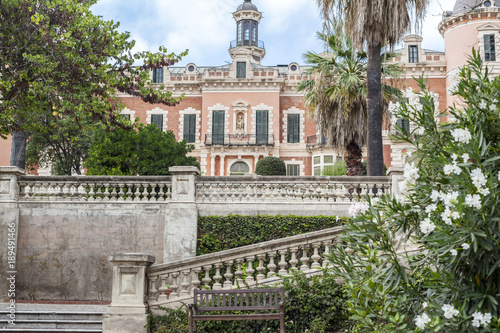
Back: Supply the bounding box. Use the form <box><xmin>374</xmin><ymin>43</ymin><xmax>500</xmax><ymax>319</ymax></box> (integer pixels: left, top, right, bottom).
<box><xmin>431</xmin><ymin>190</ymin><xmax>442</xmax><ymax>202</ymax></box>
<box><xmin>489</xmin><ymin>104</ymin><xmax>496</xmax><ymax>111</ymax></box>
<box><xmin>471</xmin><ymin>168</ymin><xmax>487</xmax><ymax>189</ymax></box>
<box><xmin>461</xmin><ymin>243</ymin><xmax>470</xmax><ymax>250</ymax></box>
<box><xmin>416</xmin><ymin>126</ymin><xmax>425</xmax><ymax>135</ymax></box>
<box><xmin>415</xmin><ymin>103</ymin><xmax>423</xmax><ymax>112</ymax></box>
<box><xmin>498</xmin><ymin>171</ymin><xmax>500</xmax><ymax>181</ymax></box>
<box><xmin>422</xmin><ymin>302</ymin><xmax>428</xmax><ymax>309</ymax></box>
<box><xmin>479</xmin><ymin>101</ymin><xmax>487</xmax><ymax>109</ymax></box>
<box><xmin>404</xmin><ymin>162</ymin><xmax>420</xmax><ymax>181</ymax></box>
<box><xmin>451</xmin><ymin>154</ymin><xmax>458</xmax><ymax>161</ymax></box>
<box><xmin>389</xmin><ymin>101</ymin><xmax>400</xmax><ymax>114</ymax></box>
<box><xmin>442</xmin><ymin>304</ymin><xmax>459</xmax><ymax>319</ymax></box>
<box><xmin>441</xmin><ymin>207</ymin><xmax>453</xmax><ymax>225</ymax></box>
<box><xmin>349</xmin><ymin>202</ymin><xmax>369</xmax><ymax>217</ymax></box>
<box><xmin>425</xmin><ymin>204</ymin><xmax>437</xmax><ymax>214</ymax></box>
<box><xmin>420</xmin><ymin>218</ymin><xmax>436</xmax><ymax>234</ymax></box>
<box><xmin>443</xmin><ymin>191</ymin><xmax>460</xmax><ymax>207</ymax></box>
<box><xmin>451</xmin><ymin>128</ymin><xmax>472</xmax><ymax>144</ymax></box>
<box><xmin>451</xmin><ymin>211</ymin><xmax>461</xmax><ymax>220</ymax></box>
<box><xmin>478</xmin><ymin>187</ymin><xmax>490</xmax><ymax>196</ymax></box>
<box><xmin>472</xmin><ymin>312</ymin><xmax>492</xmax><ymax>328</ymax></box>
<box><xmin>415</xmin><ymin>313</ymin><xmax>431</xmax><ymax>329</ymax></box>
<box><xmin>450</xmin><ymin>249</ymin><xmax>458</xmax><ymax>256</ymax></box>
<box><xmin>443</xmin><ymin>163</ymin><xmax>461</xmax><ymax>176</ymax></box>
<box><xmin>483</xmin><ymin>313</ymin><xmax>492</xmax><ymax>325</ymax></box>
<box><xmin>465</xmin><ymin>194</ymin><xmax>482</xmax><ymax>209</ymax></box>
<box><xmin>462</xmin><ymin>153</ymin><xmax>470</xmax><ymax>162</ymax></box>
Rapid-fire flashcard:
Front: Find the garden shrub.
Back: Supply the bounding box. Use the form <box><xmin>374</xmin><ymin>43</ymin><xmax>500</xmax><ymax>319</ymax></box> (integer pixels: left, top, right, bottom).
<box><xmin>197</xmin><ymin>215</ymin><xmax>344</xmax><ymax>255</ymax></box>
<box><xmin>329</xmin><ymin>51</ymin><xmax>500</xmax><ymax>332</ymax></box>
<box><xmin>255</xmin><ymin>156</ymin><xmax>286</xmax><ymax>175</ymax></box>
<box><xmin>147</xmin><ymin>270</ymin><xmax>352</xmax><ymax>333</ymax></box>
<box><xmin>322</xmin><ymin>159</ymin><xmax>347</xmax><ymax>176</ymax></box>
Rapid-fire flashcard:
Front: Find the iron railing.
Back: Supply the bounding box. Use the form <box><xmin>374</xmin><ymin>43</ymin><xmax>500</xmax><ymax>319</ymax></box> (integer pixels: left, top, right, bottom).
<box><xmin>204</xmin><ymin>134</ymin><xmax>274</xmax><ymax>147</ymax></box>
<box><xmin>306</xmin><ymin>135</ymin><xmax>326</xmax><ymax>149</ymax></box>
<box><xmin>229</xmin><ymin>39</ymin><xmax>265</xmax><ymax>49</ymax></box>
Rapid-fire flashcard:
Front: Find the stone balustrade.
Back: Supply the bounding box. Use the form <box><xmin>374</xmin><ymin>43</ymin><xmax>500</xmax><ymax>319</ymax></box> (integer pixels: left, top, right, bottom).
<box><xmin>17</xmin><ymin>176</ymin><xmax>173</xmax><ymax>202</ymax></box>
<box><xmin>146</xmin><ymin>226</ymin><xmax>343</xmax><ymax>307</ymax></box>
<box><xmin>196</xmin><ymin>176</ymin><xmax>391</xmax><ymax>203</ymax></box>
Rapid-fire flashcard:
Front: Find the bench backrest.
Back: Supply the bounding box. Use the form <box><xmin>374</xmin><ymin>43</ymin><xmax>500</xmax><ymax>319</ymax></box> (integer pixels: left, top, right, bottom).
<box><xmin>193</xmin><ymin>288</ymin><xmax>284</xmax><ymax>312</ymax></box>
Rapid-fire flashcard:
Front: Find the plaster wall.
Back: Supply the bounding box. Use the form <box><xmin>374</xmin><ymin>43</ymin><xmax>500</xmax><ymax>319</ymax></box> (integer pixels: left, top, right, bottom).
<box><xmin>13</xmin><ymin>203</ymin><xmax>166</xmax><ymax>301</ymax></box>
<box><xmin>0</xmin><ymin>136</ymin><xmax>11</xmax><ymax>166</ymax></box>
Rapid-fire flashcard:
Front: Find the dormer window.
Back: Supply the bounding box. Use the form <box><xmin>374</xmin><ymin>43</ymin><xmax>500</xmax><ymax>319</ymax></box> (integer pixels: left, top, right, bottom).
<box><xmin>408</xmin><ymin>45</ymin><xmax>418</xmax><ymax>63</ymax></box>
<box><xmin>484</xmin><ymin>35</ymin><xmax>496</xmax><ymax>61</ymax></box>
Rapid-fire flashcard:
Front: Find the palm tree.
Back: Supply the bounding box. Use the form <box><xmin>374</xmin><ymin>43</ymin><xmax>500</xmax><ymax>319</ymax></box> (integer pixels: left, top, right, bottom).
<box><xmin>316</xmin><ymin>0</ymin><xmax>427</xmax><ymax>176</ymax></box>
<box><xmin>298</xmin><ymin>29</ymin><xmax>401</xmax><ymax>176</ymax></box>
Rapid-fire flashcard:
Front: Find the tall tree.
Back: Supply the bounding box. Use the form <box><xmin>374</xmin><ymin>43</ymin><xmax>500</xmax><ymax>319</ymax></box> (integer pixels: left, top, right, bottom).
<box><xmin>316</xmin><ymin>0</ymin><xmax>428</xmax><ymax>175</ymax></box>
<box><xmin>0</xmin><ymin>0</ymin><xmax>187</xmax><ymax>169</ymax></box>
<box><xmin>298</xmin><ymin>30</ymin><xmax>401</xmax><ymax>175</ymax></box>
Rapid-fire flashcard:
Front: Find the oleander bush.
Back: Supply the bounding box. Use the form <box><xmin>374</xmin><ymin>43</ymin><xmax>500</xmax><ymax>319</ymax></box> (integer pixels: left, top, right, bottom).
<box><xmin>328</xmin><ymin>51</ymin><xmax>500</xmax><ymax>332</ymax></box>
<box><xmin>197</xmin><ymin>214</ymin><xmax>344</xmax><ymax>255</ymax></box>
<box><xmin>255</xmin><ymin>156</ymin><xmax>286</xmax><ymax>175</ymax></box>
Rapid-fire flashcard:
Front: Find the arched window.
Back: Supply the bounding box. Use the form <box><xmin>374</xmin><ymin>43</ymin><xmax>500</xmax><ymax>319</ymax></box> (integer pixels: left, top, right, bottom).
<box><xmin>230</xmin><ymin>162</ymin><xmax>250</xmax><ymax>176</ymax></box>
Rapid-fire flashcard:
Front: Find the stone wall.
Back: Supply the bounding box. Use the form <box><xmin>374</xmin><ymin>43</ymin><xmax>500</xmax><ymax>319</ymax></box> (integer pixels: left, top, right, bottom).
<box><xmin>0</xmin><ymin>166</ymin><xmax>399</xmax><ymax>301</ymax></box>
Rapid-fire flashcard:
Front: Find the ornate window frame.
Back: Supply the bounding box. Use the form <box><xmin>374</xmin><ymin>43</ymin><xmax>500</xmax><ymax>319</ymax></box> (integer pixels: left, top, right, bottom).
<box><xmin>282</xmin><ymin>107</ymin><xmax>305</xmax><ymax>144</ymax></box>
<box><xmin>250</xmin><ymin>103</ymin><xmax>274</xmax><ymax>136</ymax></box>
<box><xmin>179</xmin><ymin>107</ymin><xmax>201</xmax><ymax>143</ymax></box>
<box><xmin>207</xmin><ymin>103</ymin><xmax>230</xmax><ymax>137</ymax></box>
<box><xmin>146</xmin><ymin>107</ymin><xmax>168</xmax><ymax>132</ymax></box>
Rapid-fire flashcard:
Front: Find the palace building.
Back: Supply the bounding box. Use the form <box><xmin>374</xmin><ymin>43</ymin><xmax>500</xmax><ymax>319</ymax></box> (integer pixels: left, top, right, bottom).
<box><xmin>0</xmin><ymin>0</ymin><xmax>497</xmax><ymax>175</ymax></box>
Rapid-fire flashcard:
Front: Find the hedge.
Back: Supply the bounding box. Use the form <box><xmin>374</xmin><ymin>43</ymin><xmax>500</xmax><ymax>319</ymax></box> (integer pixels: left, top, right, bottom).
<box><xmin>197</xmin><ymin>215</ymin><xmax>344</xmax><ymax>255</ymax></box>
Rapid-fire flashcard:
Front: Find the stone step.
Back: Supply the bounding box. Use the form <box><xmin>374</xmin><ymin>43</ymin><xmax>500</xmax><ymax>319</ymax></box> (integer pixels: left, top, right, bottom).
<box><xmin>0</xmin><ymin>311</ymin><xmax>104</xmax><ymax>321</ymax></box>
<box><xmin>0</xmin><ymin>310</ymin><xmax>103</xmax><ymax>332</ymax></box>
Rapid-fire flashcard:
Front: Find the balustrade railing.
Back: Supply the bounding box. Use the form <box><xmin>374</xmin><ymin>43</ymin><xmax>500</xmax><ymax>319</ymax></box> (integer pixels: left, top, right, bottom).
<box><xmin>196</xmin><ymin>176</ymin><xmax>391</xmax><ymax>203</ymax></box>
<box><xmin>17</xmin><ymin>176</ymin><xmax>173</xmax><ymax>202</ymax></box>
<box><xmin>146</xmin><ymin>227</ymin><xmax>342</xmax><ymax>306</ymax></box>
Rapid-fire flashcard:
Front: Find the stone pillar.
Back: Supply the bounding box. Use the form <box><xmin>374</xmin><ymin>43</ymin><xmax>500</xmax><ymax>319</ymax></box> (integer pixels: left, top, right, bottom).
<box><xmin>0</xmin><ymin>167</ymin><xmax>25</xmax><ymax>300</ymax></box>
<box><xmin>220</xmin><ymin>155</ymin><xmax>225</xmax><ymax>176</ymax></box>
<box><xmin>387</xmin><ymin>166</ymin><xmax>404</xmax><ymax>197</ymax></box>
<box><xmin>165</xmin><ymin>166</ymin><xmax>200</xmax><ymax>261</ymax></box>
<box><xmin>210</xmin><ymin>154</ymin><xmax>215</xmax><ymax>176</ymax></box>
<box><xmin>102</xmin><ymin>254</ymin><xmax>155</xmax><ymax>333</ymax></box>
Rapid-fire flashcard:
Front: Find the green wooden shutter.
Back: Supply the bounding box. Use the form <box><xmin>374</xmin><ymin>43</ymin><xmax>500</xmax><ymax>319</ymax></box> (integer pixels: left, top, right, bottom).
<box><xmin>151</xmin><ymin>114</ymin><xmax>163</xmax><ymax>131</ymax></box>
<box><xmin>212</xmin><ymin>111</ymin><xmax>225</xmax><ymax>145</ymax></box>
<box><xmin>184</xmin><ymin>114</ymin><xmax>196</xmax><ymax>143</ymax></box>
<box><xmin>153</xmin><ymin>67</ymin><xmax>163</xmax><ymax>83</ymax></box>
<box><xmin>256</xmin><ymin>110</ymin><xmax>268</xmax><ymax>145</ymax></box>
<box><xmin>237</xmin><ymin>62</ymin><xmax>246</xmax><ymax>78</ymax></box>
<box><xmin>287</xmin><ymin>114</ymin><xmax>300</xmax><ymax>143</ymax></box>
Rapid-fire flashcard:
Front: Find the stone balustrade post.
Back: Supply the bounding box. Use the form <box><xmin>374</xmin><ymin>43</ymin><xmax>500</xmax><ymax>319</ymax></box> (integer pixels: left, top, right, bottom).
<box><xmin>102</xmin><ymin>253</ymin><xmax>155</xmax><ymax>333</ymax></box>
<box><xmin>165</xmin><ymin>166</ymin><xmax>200</xmax><ymax>261</ymax></box>
<box><xmin>0</xmin><ymin>167</ymin><xmax>25</xmax><ymax>300</ymax></box>
<box><xmin>386</xmin><ymin>166</ymin><xmax>404</xmax><ymax>197</ymax></box>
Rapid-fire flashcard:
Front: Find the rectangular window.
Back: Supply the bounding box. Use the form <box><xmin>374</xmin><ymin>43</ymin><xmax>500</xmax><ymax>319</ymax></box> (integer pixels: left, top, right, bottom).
<box><xmin>484</xmin><ymin>35</ymin><xmax>496</xmax><ymax>61</ymax></box>
<box><xmin>324</xmin><ymin>155</ymin><xmax>334</xmax><ymax>164</ymax></box>
<box><xmin>212</xmin><ymin>111</ymin><xmax>225</xmax><ymax>145</ymax></box>
<box><xmin>408</xmin><ymin>45</ymin><xmax>418</xmax><ymax>63</ymax></box>
<box><xmin>256</xmin><ymin>110</ymin><xmax>268</xmax><ymax>145</ymax></box>
<box><xmin>153</xmin><ymin>67</ymin><xmax>163</xmax><ymax>83</ymax></box>
<box><xmin>121</xmin><ymin>114</ymin><xmax>130</xmax><ymax>121</ymax></box>
<box><xmin>313</xmin><ymin>156</ymin><xmax>321</xmax><ymax>165</ymax></box>
<box><xmin>151</xmin><ymin>114</ymin><xmax>163</xmax><ymax>131</ymax></box>
<box><xmin>396</xmin><ymin>118</ymin><xmax>410</xmax><ymax>134</ymax></box>
<box><xmin>287</xmin><ymin>114</ymin><xmax>300</xmax><ymax>143</ymax></box>
<box><xmin>314</xmin><ymin>166</ymin><xmax>321</xmax><ymax>176</ymax></box>
<box><xmin>236</xmin><ymin>62</ymin><xmax>246</xmax><ymax>78</ymax></box>
<box><xmin>287</xmin><ymin>164</ymin><xmax>300</xmax><ymax>176</ymax></box>
<box><xmin>183</xmin><ymin>114</ymin><xmax>196</xmax><ymax>143</ymax></box>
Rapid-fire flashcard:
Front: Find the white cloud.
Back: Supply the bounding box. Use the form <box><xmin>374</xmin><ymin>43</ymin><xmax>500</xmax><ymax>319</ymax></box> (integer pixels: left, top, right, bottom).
<box><xmin>91</xmin><ymin>0</ymin><xmax>456</xmax><ymax>66</ymax></box>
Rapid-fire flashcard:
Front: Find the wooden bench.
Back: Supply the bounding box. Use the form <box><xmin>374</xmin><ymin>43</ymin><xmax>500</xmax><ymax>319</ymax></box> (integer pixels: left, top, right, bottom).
<box><xmin>188</xmin><ymin>287</ymin><xmax>285</xmax><ymax>333</ymax></box>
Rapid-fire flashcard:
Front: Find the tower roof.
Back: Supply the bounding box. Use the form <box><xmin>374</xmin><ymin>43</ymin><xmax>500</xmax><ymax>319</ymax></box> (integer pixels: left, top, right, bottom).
<box><xmin>451</xmin><ymin>0</ymin><xmax>500</xmax><ymax>15</ymax></box>
<box><xmin>237</xmin><ymin>0</ymin><xmax>258</xmax><ymax>11</ymax></box>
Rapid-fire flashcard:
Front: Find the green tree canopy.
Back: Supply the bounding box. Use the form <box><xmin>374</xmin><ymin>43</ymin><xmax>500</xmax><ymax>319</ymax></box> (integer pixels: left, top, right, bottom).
<box><xmin>0</xmin><ymin>0</ymin><xmax>187</xmax><ymax>168</ymax></box>
<box><xmin>85</xmin><ymin>124</ymin><xmax>200</xmax><ymax>176</ymax></box>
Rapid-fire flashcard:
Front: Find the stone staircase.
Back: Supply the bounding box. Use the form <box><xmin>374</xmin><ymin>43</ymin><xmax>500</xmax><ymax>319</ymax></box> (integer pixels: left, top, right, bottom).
<box><xmin>0</xmin><ymin>304</ymin><xmax>106</xmax><ymax>333</ymax></box>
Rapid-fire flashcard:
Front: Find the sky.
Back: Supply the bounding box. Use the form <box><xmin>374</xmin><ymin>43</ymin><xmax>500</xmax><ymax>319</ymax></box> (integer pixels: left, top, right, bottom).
<box><xmin>90</xmin><ymin>0</ymin><xmax>456</xmax><ymax>68</ymax></box>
